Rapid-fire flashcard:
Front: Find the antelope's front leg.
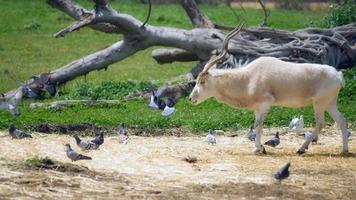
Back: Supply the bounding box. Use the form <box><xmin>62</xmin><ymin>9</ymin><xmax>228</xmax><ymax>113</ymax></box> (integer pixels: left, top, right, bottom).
<box><xmin>253</xmin><ymin>103</ymin><xmax>270</xmax><ymax>155</ymax></box>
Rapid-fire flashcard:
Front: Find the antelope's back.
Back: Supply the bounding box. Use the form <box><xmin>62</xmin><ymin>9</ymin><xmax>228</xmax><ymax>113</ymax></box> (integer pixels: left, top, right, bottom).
<box><xmin>247</xmin><ymin>57</ymin><xmax>343</xmax><ymax>107</ymax></box>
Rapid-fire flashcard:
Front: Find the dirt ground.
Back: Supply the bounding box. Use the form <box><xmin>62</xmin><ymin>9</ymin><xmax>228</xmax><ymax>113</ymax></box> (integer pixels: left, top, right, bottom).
<box><xmin>0</xmin><ymin>127</ymin><xmax>355</xmax><ymax>199</ymax></box>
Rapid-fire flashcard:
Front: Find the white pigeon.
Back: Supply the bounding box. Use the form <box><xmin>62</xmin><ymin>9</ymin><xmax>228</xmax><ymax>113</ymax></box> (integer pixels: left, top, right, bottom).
<box><xmin>161</xmin><ymin>97</ymin><xmax>175</xmax><ymax>117</ymax></box>
<box><xmin>205</xmin><ymin>129</ymin><xmax>216</xmax><ymax>145</ymax></box>
<box><xmin>161</xmin><ymin>105</ymin><xmax>175</xmax><ymax>117</ymax></box>
<box><xmin>289</xmin><ymin>116</ymin><xmax>299</xmax><ymax>129</ymax></box>
<box><xmin>149</xmin><ymin>94</ymin><xmax>159</xmax><ymax>109</ymax></box>
<box><xmin>289</xmin><ymin>115</ymin><xmax>304</xmax><ymax>134</ymax></box>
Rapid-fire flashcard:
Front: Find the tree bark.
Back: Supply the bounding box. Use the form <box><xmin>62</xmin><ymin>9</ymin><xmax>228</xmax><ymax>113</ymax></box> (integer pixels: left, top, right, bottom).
<box><xmin>29</xmin><ymin>100</ymin><xmax>121</xmax><ymax>110</ymax></box>
<box><xmin>3</xmin><ymin>0</ymin><xmax>356</xmax><ymax>109</ymax></box>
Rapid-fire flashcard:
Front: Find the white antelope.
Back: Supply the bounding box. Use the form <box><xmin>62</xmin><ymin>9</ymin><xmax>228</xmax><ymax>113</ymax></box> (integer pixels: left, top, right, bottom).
<box><xmin>189</xmin><ymin>23</ymin><xmax>349</xmax><ymax>155</ymax></box>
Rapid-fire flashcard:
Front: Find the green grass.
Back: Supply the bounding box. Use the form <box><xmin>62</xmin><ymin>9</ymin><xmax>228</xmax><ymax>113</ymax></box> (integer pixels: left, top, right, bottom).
<box><xmin>1</xmin><ymin>0</ymin><xmax>355</xmax><ymax>132</ymax></box>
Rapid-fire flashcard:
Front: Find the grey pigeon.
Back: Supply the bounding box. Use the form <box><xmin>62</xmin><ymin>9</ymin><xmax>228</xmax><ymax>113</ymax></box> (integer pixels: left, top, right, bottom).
<box><xmin>274</xmin><ymin>162</ymin><xmax>290</xmax><ymax>181</ymax></box>
<box><xmin>74</xmin><ymin>135</ymin><xmax>99</xmax><ymax>151</ymax></box>
<box><xmin>302</xmin><ymin>131</ymin><xmax>318</xmax><ymax>144</ymax></box>
<box><xmin>4</xmin><ymin>69</ymin><xmax>42</xmax><ymax>99</ymax></box>
<box><xmin>91</xmin><ymin>130</ymin><xmax>104</xmax><ymax>146</ymax></box>
<box><xmin>44</xmin><ymin>83</ymin><xmax>57</xmax><ymax>97</ymax></box>
<box><xmin>0</xmin><ymin>95</ymin><xmax>20</xmax><ymax>116</ymax></box>
<box><xmin>22</xmin><ymin>84</ymin><xmax>42</xmax><ymax>99</ymax></box>
<box><xmin>118</xmin><ymin>123</ymin><xmax>129</xmax><ymax>144</ymax></box>
<box><xmin>247</xmin><ymin>126</ymin><xmax>256</xmax><ymax>141</ymax></box>
<box><xmin>205</xmin><ymin>129</ymin><xmax>216</xmax><ymax>145</ymax></box>
<box><xmin>65</xmin><ymin>144</ymin><xmax>92</xmax><ymax>162</ymax></box>
<box><xmin>8</xmin><ymin>124</ymin><xmax>32</xmax><ymax>139</ymax></box>
<box><xmin>264</xmin><ymin>131</ymin><xmax>280</xmax><ymax>147</ymax></box>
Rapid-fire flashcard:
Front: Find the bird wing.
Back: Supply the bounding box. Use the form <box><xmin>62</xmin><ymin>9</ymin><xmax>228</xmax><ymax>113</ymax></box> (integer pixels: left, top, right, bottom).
<box><xmin>91</xmin><ymin>136</ymin><xmax>103</xmax><ymax>146</ymax></box>
<box><xmin>79</xmin><ymin>140</ymin><xmax>91</xmax><ymax>150</ymax></box>
<box><xmin>296</xmin><ymin>118</ymin><xmax>304</xmax><ymax>130</ymax></box>
<box><xmin>68</xmin><ymin>150</ymin><xmax>81</xmax><ymax>160</ymax></box>
<box><xmin>289</xmin><ymin>118</ymin><xmax>298</xmax><ymax>129</ymax></box>
<box><xmin>205</xmin><ymin>135</ymin><xmax>216</xmax><ymax>144</ymax></box>
<box><xmin>88</xmin><ymin>142</ymin><xmax>99</xmax><ymax>149</ymax></box>
<box><xmin>14</xmin><ymin>129</ymin><xmax>30</xmax><ymax>138</ymax></box>
<box><xmin>265</xmin><ymin>138</ymin><xmax>279</xmax><ymax>146</ymax></box>
<box><xmin>119</xmin><ymin>134</ymin><xmax>129</xmax><ymax>144</ymax></box>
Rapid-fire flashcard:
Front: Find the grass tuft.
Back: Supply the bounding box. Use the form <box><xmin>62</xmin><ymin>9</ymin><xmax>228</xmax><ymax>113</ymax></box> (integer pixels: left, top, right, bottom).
<box><xmin>21</xmin><ymin>156</ymin><xmax>89</xmax><ymax>173</ymax></box>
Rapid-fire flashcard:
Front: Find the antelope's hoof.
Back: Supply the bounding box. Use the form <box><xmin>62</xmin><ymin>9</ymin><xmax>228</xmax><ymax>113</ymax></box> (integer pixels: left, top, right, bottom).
<box><xmin>296</xmin><ymin>149</ymin><xmax>306</xmax><ymax>155</ymax></box>
<box><xmin>253</xmin><ymin>145</ymin><xmax>267</xmax><ymax>155</ymax></box>
<box><xmin>340</xmin><ymin>150</ymin><xmax>350</xmax><ymax>156</ymax></box>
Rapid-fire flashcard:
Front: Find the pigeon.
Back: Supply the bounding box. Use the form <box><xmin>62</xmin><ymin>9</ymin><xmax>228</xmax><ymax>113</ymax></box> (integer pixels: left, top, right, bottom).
<box><xmin>22</xmin><ymin>84</ymin><xmax>42</xmax><ymax>99</ymax></box>
<box><xmin>149</xmin><ymin>90</ymin><xmax>166</xmax><ymax>110</ymax></box>
<box><xmin>161</xmin><ymin>97</ymin><xmax>176</xmax><ymax>117</ymax></box>
<box><xmin>65</xmin><ymin>144</ymin><xmax>92</xmax><ymax>162</ymax></box>
<box><xmin>0</xmin><ymin>97</ymin><xmax>20</xmax><ymax>116</ymax></box>
<box><xmin>264</xmin><ymin>131</ymin><xmax>280</xmax><ymax>147</ymax></box>
<box><xmin>44</xmin><ymin>83</ymin><xmax>57</xmax><ymax>97</ymax></box>
<box><xmin>347</xmin><ymin>129</ymin><xmax>351</xmax><ymax>138</ymax></box>
<box><xmin>302</xmin><ymin>131</ymin><xmax>318</xmax><ymax>144</ymax></box>
<box><xmin>247</xmin><ymin>126</ymin><xmax>256</xmax><ymax>141</ymax></box>
<box><xmin>73</xmin><ymin>135</ymin><xmax>99</xmax><ymax>151</ymax></box>
<box><xmin>289</xmin><ymin>117</ymin><xmax>299</xmax><ymax>128</ymax></box>
<box><xmin>118</xmin><ymin>123</ymin><xmax>129</xmax><ymax>144</ymax></box>
<box><xmin>205</xmin><ymin>129</ymin><xmax>216</xmax><ymax>145</ymax></box>
<box><xmin>91</xmin><ymin>130</ymin><xmax>104</xmax><ymax>146</ymax></box>
<box><xmin>274</xmin><ymin>162</ymin><xmax>290</xmax><ymax>181</ymax></box>
<box><xmin>289</xmin><ymin>115</ymin><xmax>304</xmax><ymax>134</ymax></box>
<box><xmin>8</xmin><ymin>124</ymin><xmax>32</xmax><ymax>139</ymax></box>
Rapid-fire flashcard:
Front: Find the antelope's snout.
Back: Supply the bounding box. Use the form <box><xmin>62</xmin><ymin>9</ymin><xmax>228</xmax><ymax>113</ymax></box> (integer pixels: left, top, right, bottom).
<box><xmin>189</xmin><ymin>85</ymin><xmax>201</xmax><ymax>105</ymax></box>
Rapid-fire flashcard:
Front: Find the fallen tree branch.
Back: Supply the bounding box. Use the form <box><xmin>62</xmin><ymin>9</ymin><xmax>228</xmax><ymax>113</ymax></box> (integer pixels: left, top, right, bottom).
<box><xmin>47</xmin><ymin>0</ymin><xmax>121</xmax><ymax>34</ymax></box>
<box><xmin>54</xmin><ymin>13</ymin><xmax>96</xmax><ymax>37</ymax></box>
<box><xmin>152</xmin><ymin>48</ymin><xmax>199</xmax><ymax>64</ymax></box>
<box><xmin>178</xmin><ymin>0</ymin><xmax>214</xmax><ymax>28</ymax></box>
<box><xmin>29</xmin><ymin>100</ymin><xmax>122</xmax><ymax>109</ymax></box>
<box><xmin>178</xmin><ymin>0</ymin><xmax>238</xmax><ymax>31</ymax></box>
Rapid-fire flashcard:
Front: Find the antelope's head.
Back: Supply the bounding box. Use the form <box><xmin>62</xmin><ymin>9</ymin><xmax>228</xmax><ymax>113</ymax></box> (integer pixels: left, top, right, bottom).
<box><xmin>189</xmin><ymin>22</ymin><xmax>244</xmax><ymax>105</ymax></box>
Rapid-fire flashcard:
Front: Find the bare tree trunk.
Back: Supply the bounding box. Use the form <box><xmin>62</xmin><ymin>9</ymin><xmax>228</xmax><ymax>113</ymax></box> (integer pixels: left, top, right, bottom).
<box><xmin>3</xmin><ymin>0</ymin><xmax>356</xmax><ymax>110</ymax></box>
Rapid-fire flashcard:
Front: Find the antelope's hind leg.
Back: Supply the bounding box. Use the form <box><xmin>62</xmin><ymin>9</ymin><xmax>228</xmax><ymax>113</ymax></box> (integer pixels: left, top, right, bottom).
<box><xmin>327</xmin><ymin>103</ymin><xmax>349</xmax><ymax>154</ymax></box>
<box><xmin>297</xmin><ymin>103</ymin><xmax>325</xmax><ymax>155</ymax></box>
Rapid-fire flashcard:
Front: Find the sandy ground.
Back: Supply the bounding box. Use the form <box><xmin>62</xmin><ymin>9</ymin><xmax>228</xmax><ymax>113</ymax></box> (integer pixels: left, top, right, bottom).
<box><xmin>0</xmin><ymin>127</ymin><xmax>355</xmax><ymax>199</ymax></box>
